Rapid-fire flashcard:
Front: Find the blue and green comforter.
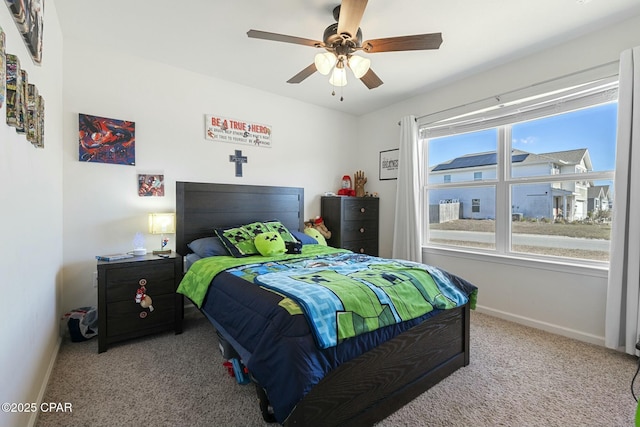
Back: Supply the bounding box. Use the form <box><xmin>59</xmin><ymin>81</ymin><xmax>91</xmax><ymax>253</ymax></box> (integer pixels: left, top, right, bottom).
<box><xmin>179</xmin><ymin>245</ymin><xmax>476</xmax><ymax>349</ymax></box>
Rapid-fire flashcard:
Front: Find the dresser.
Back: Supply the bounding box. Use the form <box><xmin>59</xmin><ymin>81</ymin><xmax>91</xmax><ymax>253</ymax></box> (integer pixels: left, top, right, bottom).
<box><xmin>97</xmin><ymin>253</ymin><xmax>183</xmax><ymax>353</ymax></box>
<box><xmin>321</xmin><ymin>196</ymin><xmax>379</xmax><ymax>256</ymax></box>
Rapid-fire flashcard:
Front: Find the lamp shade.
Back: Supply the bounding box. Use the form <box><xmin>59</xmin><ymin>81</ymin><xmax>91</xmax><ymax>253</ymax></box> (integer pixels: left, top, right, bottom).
<box><xmin>348</xmin><ymin>55</ymin><xmax>371</xmax><ymax>79</ymax></box>
<box><xmin>148</xmin><ymin>213</ymin><xmax>176</xmax><ymax>234</ymax></box>
<box><xmin>314</xmin><ymin>52</ymin><xmax>336</xmax><ymax>75</ymax></box>
<box><xmin>329</xmin><ymin>66</ymin><xmax>347</xmax><ymax>87</ymax></box>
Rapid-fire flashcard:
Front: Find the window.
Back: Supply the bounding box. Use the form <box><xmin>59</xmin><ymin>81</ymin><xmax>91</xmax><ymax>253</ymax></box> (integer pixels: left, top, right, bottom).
<box><xmin>422</xmin><ymin>78</ymin><xmax>617</xmax><ymax>262</ymax></box>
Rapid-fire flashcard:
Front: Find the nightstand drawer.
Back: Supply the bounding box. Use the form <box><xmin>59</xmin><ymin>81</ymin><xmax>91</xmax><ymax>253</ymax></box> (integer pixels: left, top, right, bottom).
<box><xmin>106</xmin><ymin>264</ymin><xmax>175</xmax><ymax>303</ymax></box>
<box><xmin>106</xmin><ymin>293</ymin><xmax>175</xmax><ymax>337</ymax></box>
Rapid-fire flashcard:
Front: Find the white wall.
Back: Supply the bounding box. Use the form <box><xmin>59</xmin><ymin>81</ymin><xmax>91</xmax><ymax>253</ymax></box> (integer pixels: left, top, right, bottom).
<box><xmin>61</xmin><ymin>39</ymin><xmax>359</xmax><ymax>312</ymax></box>
<box><xmin>0</xmin><ymin>3</ymin><xmax>64</xmax><ymax>427</ymax></box>
<box><xmin>357</xmin><ymin>14</ymin><xmax>640</xmax><ymax>345</ymax></box>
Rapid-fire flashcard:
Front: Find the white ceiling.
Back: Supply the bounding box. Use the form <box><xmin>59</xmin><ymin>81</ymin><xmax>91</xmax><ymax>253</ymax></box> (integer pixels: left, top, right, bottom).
<box><xmin>54</xmin><ymin>0</ymin><xmax>640</xmax><ymax>116</ymax></box>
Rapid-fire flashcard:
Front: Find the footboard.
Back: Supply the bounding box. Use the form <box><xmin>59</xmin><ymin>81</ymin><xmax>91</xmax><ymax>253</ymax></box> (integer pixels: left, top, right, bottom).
<box><xmin>284</xmin><ymin>303</ymin><xmax>471</xmax><ymax>427</ymax></box>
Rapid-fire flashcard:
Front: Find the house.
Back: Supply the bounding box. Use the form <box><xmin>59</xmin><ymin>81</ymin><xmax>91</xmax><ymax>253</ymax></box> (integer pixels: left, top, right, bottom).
<box><xmin>2</xmin><ymin>2</ymin><xmax>640</xmax><ymax>426</ymax></box>
<box><xmin>429</xmin><ymin>148</ymin><xmax>596</xmax><ymax>221</ymax></box>
<box><xmin>587</xmin><ymin>185</ymin><xmax>612</xmax><ymax>218</ymax></box>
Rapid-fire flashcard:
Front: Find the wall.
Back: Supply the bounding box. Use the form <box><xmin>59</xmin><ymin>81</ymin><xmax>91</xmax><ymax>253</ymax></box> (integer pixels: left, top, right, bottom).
<box><xmin>0</xmin><ymin>3</ymin><xmax>64</xmax><ymax>427</ymax></box>
<box><xmin>61</xmin><ymin>39</ymin><xmax>359</xmax><ymax>313</ymax></box>
<box><xmin>357</xmin><ymin>14</ymin><xmax>640</xmax><ymax>345</ymax></box>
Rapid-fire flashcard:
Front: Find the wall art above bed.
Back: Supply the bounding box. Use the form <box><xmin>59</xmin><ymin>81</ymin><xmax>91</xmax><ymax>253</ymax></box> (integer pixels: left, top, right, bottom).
<box><xmin>205</xmin><ymin>114</ymin><xmax>272</xmax><ymax>148</ymax></box>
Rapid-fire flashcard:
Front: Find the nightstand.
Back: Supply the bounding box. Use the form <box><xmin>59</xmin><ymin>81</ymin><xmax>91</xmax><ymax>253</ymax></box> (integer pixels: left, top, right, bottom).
<box><xmin>321</xmin><ymin>196</ymin><xmax>380</xmax><ymax>256</ymax></box>
<box><xmin>97</xmin><ymin>253</ymin><xmax>183</xmax><ymax>353</ymax></box>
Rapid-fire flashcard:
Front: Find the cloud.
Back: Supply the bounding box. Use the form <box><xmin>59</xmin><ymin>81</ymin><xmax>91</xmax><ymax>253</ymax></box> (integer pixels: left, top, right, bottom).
<box><xmin>512</xmin><ymin>136</ymin><xmax>536</xmax><ymax>145</ymax></box>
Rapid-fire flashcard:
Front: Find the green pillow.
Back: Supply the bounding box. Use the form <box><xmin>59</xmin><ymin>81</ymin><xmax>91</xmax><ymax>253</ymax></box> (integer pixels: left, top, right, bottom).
<box><xmin>242</xmin><ymin>221</ymin><xmax>269</xmax><ymax>237</ymax></box>
<box><xmin>263</xmin><ymin>220</ymin><xmax>297</xmax><ymax>243</ymax></box>
<box><xmin>215</xmin><ymin>226</ymin><xmax>259</xmax><ymax>257</ymax></box>
<box><xmin>254</xmin><ymin>232</ymin><xmax>286</xmax><ymax>256</ymax></box>
<box><xmin>304</xmin><ymin>228</ymin><xmax>327</xmax><ymax>245</ymax></box>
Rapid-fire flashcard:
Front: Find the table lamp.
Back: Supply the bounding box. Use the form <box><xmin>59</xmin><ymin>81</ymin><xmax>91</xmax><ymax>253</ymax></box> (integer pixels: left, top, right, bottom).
<box><xmin>148</xmin><ymin>213</ymin><xmax>176</xmax><ymax>255</ymax></box>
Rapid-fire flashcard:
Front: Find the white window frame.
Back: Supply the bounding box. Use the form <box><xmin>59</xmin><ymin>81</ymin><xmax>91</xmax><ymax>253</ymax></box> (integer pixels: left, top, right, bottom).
<box><xmin>419</xmin><ymin>76</ymin><xmax>618</xmax><ymax>265</ymax></box>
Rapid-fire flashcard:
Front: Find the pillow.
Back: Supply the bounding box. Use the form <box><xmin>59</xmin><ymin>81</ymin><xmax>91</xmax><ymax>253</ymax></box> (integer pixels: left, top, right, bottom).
<box><xmin>187</xmin><ymin>236</ymin><xmax>229</xmax><ymax>257</ymax></box>
<box><xmin>242</xmin><ymin>221</ymin><xmax>270</xmax><ymax>237</ymax></box>
<box><xmin>292</xmin><ymin>230</ymin><xmax>317</xmax><ymax>245</ymax></box>
<box><xmin>215</xmin><ymin>226</ymin><xmax>260</xmax><ymax>257</ymax></box>
<box><xmin>254</xmin><ymin>232</ymin><xmax>286</xmax><ymax>256</ymax></box>
<box><xmin>263</xmin><ymin>220</ymin><xmax>297</xmax><ymax>243</ymax></box>
<box><xmin>304</xmin><ymin>227</ymin><xmax>327</xmax><ymax>245</ymax></box>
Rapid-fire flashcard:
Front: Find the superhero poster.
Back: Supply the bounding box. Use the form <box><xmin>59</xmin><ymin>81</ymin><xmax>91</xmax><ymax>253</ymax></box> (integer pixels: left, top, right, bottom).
<box><xmin>79</xmin><ymin>113</ymin><xmax>135</xmax><ymax>165</ymax></box>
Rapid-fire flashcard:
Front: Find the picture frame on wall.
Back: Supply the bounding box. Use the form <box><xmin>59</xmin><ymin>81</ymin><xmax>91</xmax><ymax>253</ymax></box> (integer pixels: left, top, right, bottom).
<box><xmin>5</xmin><ymin>0</ymin><xmax>44</xmax><ymax>65</ymax></box>
<box><xmin>137</xmin><ymin>174</ymin><xmax>165</xmax><ymax>197</ymax></box>
<box><xmin>379</xmin><ymin>148</ymin><xmax>399</xmax><ymax>180</ymax></box>
<box><xmin>78</xmin><ymin>113</ymin><xmax>135</xmax><ymax>165</ymax></box>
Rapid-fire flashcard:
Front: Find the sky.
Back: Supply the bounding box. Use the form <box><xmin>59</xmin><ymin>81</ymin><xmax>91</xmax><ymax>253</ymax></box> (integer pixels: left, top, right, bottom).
<box><xmin>427</xmin><ymin>102</ymin><xmax>618</xmax><ymax>172</ymax></box>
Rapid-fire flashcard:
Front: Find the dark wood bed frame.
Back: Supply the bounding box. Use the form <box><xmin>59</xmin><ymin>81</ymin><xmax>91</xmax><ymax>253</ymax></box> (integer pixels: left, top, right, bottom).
<box><xmin>176</xmin><ymin>181</ymin><xmax>471</xmax><ymax>427</ymax></box>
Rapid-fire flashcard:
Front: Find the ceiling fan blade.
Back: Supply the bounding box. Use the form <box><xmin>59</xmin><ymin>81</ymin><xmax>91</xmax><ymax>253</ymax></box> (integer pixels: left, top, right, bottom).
<box><xmin>287</xmin><ymin>63</ymin><xmax>318</xmax><ymax>84</ymax></box>
<box><xmin>247</xmin><ymin>30</ymin><xmax>323</xmax><ymax>48</ymax></box>
<box><xmin>337</xmin><ymin>0</ymin><xmax>368</xmax><ymax>40</ymax></box>
<box><xmin>359</xmin><ymin>68</ymin><xmax>383</xmax><ymax>89</ymax></box>
<box><xmin>362</xmin><ymin>33</ymin><xmax>443</xmax><ymax>53</ymax></box>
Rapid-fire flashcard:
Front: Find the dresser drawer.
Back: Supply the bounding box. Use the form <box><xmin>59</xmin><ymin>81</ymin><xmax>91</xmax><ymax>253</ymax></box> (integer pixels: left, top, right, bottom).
<box><xmin>342</xmin><ymin>239</ymin><xmax>379</xmax><ymax>255</ymax></box>
<box><xmin>341</xmin><ymin>220</ymin><xmax>378</xmax><ymax>241</ymax></box>
<box><xmin>106</xmin><ymin>293</ymin><xmax>175</xmax><ymax>337</ymax></box>
<box><xmin>342</xmin><ymin>200</ymin><xmax>379</xmax><ymax>221</ymax></box>
<box><xmin>105</xmin><ymin>263</ymin><xmax>175</xmax><ymax>302</ymax></box>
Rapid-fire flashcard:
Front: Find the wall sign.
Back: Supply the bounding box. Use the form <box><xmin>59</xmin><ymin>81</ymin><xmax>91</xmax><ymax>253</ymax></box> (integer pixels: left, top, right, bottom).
<box><xmin>205</xmin><ymin>114</ymin><xmax>272</xmax><ymax>148</ymax></box>
<box><xmin>379</xmin><ymin>148</ymin><xmax>399</xmax><ymax>180</ymax></box>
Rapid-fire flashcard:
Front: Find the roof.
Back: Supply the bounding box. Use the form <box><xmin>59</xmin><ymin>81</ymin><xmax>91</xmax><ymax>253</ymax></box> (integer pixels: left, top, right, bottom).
<box><xmin>431</xmin><ymin>148</ymin><xmax>590</xmax><ymax>172</ymax></box>
<box><xmin>588</xmin><ymin>185</ymin><xmax>610</xmax><ymax>198</ymax></box>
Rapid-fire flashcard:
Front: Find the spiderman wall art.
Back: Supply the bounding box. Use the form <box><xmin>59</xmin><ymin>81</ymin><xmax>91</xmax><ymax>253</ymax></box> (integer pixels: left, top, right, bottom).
<box><xmin>79</xmin><ymin>113</ymin><xmax>135</xmax><ymax>165</ymax></box>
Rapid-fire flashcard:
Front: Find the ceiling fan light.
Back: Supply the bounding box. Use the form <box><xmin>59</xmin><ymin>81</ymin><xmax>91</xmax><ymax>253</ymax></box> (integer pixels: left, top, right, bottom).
<box><xmin>348</xmin><ymin>55</ymin><xmax>371</xmax><ymax>78</ymax></box>
<box><xmin>314</xmin><ymin>52</ymin><xmax>336</xmax><ymax>75</ymax></box>
<box><xmin>329</xmin><ymin>67</ymin><xmax>347</xmax><ymax>87</ymax></box>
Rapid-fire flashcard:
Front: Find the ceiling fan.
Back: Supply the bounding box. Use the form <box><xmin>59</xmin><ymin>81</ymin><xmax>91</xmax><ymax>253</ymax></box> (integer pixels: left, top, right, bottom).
<box><xmin>247</xmin><ymin>0</ymin><xmax>442</xmax><ymax>98</ymax></box>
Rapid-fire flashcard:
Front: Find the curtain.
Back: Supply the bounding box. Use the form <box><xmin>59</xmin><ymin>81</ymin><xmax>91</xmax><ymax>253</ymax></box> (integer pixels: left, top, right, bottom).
<box><xmin>605</xmin><ymin>46</ymin><xmax>640</xmax><ymax>355</ymax></box>
<box><xmin>392</xmin><ymin>115</ymin><xmax>422</xmax><ymax>262</ymax></box>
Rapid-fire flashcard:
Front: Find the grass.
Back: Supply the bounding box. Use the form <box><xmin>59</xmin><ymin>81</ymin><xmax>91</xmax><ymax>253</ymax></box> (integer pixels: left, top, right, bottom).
<box><xmin>431</xmin><ymin>219</ymin><xmax>611</xmax><ymax>240</ymax></box>
<box><xmin>430</xmin><ymin>219</ymin><xmax>612</xmax><ymax>261</ymax></box>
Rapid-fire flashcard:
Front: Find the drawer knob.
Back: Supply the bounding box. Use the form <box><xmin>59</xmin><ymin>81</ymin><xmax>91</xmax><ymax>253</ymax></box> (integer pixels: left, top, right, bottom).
<box><xmin>359</xmin><ymin>248</ymin><xmax>365</xmax><ymax>253</ymax></box>
<box><xmin>360</xmin><ymin>227</ymin><xmax>365</xmax><ymax>233</ymax></box>
<box><xmin>360</xmin><ymin>207</ymin><xmax>366</xmax><ymax>213</ymax></box>
<box><xmin>139</xmin><ymin>311</ymin><xmax>148</xmax><ymax>319</ymax></box>
<box><xmin>139</xmin><ymin>278</ymin><xmax>147</xmax><ymax>286</ymax></box>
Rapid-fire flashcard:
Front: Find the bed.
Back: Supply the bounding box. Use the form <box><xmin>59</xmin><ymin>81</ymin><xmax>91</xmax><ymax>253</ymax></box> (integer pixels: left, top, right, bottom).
<box><xmin>175</xmin><ymin>181</ymin><xmax>476</xmax><ymax>426</ymax></box>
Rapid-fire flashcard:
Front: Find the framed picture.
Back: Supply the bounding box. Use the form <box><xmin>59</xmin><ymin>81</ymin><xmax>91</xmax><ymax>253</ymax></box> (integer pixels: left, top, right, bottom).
<box><xmin>379</xmin><ymin>149</ymin><xmax>399</xmax><ymax>180</ymax></box>
<box><xmin>5</xmin><ymin>0</ymin><xmax>44</xmax><ymax>65</ymax></box>
<box><xmin>78</xmin><ymin>113</ymin><xmax>135</xmax><ymax>165</ymax></box>
<box><xmin>0</xmin><ymin>26</ymin><xmax>5</xmax><ymax>109</ymax></box>
<box><xmin>137</xmin><ymin>174</ymin><xmax>165</xmax><ymax>197</ymax></box>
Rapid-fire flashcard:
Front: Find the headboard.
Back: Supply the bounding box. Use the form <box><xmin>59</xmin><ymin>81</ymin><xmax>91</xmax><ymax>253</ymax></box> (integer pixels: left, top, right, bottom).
<box><xmin>175</xmin><ymin>182</ymin><xmax>305</xmax><ymax>256</ymax></box>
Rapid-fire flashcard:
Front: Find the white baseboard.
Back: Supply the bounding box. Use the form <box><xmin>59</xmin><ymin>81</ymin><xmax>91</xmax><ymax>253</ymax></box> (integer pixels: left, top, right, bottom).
<box><xmin>29</xmin><ymin>336</ymin><xmax>62</xmax><ymax>427</ymax></box>
<box><xmin>475</xmin><ymin>305</ymin><xmax>605</xmax><ymax>347</ymax></box>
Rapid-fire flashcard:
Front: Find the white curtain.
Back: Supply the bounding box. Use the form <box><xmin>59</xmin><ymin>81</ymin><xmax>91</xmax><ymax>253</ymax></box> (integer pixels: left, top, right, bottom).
<box><xmin>605</xmin><ymin>46</ymin><xmax>640</xmax><ymax>355</ymax></box>
<box><xmin>392</xmin><ymin>115</ymin><xmax>422</xmax><ymax>262</ymax></box>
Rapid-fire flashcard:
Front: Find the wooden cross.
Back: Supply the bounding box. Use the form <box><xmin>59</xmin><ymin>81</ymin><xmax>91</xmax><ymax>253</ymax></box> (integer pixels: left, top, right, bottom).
<box><xmin>229</xmin><ymin>150</ymin><xmax>248</xmax><ymax>177</ymax></box>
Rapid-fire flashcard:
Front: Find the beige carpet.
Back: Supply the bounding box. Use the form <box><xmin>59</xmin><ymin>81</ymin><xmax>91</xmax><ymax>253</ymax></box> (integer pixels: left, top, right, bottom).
<box><xmin>36</xmin><ymin>309</ymin><xmax>638</xmax><ymax>427</ymax></box>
